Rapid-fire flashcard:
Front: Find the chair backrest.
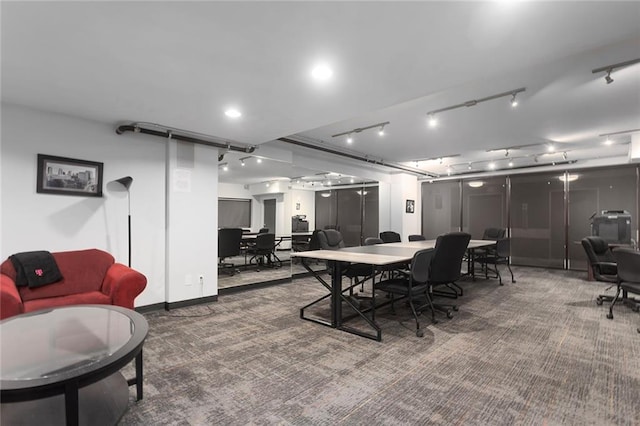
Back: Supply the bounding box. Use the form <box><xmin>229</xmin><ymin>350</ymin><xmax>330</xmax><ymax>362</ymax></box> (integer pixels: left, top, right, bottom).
<box><xmin>408</xmin><ymin>234</ymin><xmax>426</xmax><ymax>241</ymax></box>
<box><xmin>259</xmin><ymin>227</ymin><xmax>269</xmax><ymax>234</ymax></box>
<box><xmin>410</xmin><ymin>249</ymin><xmax>433</xmax><ymax>284</ymax></box>
<box><xmin>482</xmin><ymin>227</ymin><xmax>506</xmax><ymax>240</ymax></box>
<box><xmin>255</xmin><ymin>233</ymin><xmax>276</xmax><ymax>250</ymax></box>
<box><xmin>581</xmin><ymin>236</ymin><xmax>617</xmax><ymax>276</ymax></box>
<box><xmin>318</xmin><ymin>229</ymin><xmax>345</xmax><ymax>250</ymax></box>
<box><xmin>380</xmin><ymin>231</ymin><xmax>401</xmax><ymax>243</ymax></box>
<box><xmin>364</xmin><ymin>237</ymin><xmax>383</xmax><ymax>245</ymax></box>
<box><xmin>496</xmin><ymin>238</ymin><xmax>511</xmax><ymax>257</ymax></box>
<box><xmin>429</xmin><ymin>232</ymin><xmax>471</xmax><ymax>283</ymax></box>
<box><xmin>218</xmin><ymin>228</ymin><xmax>243</xmax><ymax>258</ymax></box>
<box><xmin>308</xmin><ymin>230</ymin><xmax>323</xmax><ymax>250</ymax></box>
<box><xmin>613</xmin><ymin>248</ymin><xmax>640</xmax><ymax>284</ymax></box>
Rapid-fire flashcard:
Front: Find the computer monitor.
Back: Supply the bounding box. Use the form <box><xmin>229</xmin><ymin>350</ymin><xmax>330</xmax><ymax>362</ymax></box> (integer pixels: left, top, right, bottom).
<box><xmin>591</xmin><ymin>210</ymin><xmax>632</xmax><ymax>244</ymax></box>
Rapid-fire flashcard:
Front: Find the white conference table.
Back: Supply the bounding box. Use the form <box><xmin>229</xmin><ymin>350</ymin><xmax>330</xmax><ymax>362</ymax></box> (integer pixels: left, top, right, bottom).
<box><xmin>291</xmin><ymin>239</ymin><xmax>495</xmax><ymax>341</ymax></box>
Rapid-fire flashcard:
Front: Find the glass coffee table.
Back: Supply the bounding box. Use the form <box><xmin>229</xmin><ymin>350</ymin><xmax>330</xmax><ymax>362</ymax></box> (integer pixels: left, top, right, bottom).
<box><xmin>1</xmin><ymin>305</ymin><xmax>148</xmax><ymax>426</ymax></box>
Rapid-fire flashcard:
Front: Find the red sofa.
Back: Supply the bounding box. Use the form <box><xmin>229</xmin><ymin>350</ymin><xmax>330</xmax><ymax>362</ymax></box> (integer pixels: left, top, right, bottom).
<box><xmin>0</xmin><ymin>248</ymin><xmax>147</xmax><ymax>320</ymax></box>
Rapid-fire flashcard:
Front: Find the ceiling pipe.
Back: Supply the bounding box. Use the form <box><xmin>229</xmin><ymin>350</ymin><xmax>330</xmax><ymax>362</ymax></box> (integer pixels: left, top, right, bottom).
<box><xmin>116</xmin><ymin>122</ymin><xmax>255</xmax><ymax>154</ymax></box>
<box><xmin>277</xmin><ymin>136</ymin><xmax>434</xmax><ymax>177</ymax></box>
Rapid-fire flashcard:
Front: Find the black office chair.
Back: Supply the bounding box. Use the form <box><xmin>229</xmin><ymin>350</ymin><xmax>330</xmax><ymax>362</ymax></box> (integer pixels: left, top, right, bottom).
<box><xmin>375</xmin><ymin>249</ymin><xmax>436</xmax><ymax>337</ymax></box>
<box><xmin>474</xmin><ymin>238</ymin><xmax>515</xmax><ymax>285</ymax></box>
<box><xmin>607</xmin><ymin>248</ymin><xmax>640</xmax><ymax>320</ymax></box>
<box><xmin>247</xmin><ymin>233</ymin><xmax>281</xmax><ymax>271</ymax></box>
<box><xmin>408</xmin><ymin>234</ymin><xmax>426</xmax><ymax>241</ymax></box>
<box><xmin>426</xmin><ymin>232</ymin><xmax>471</xmax><ymax>317</ymax></box>
<box><xmin>482</xmin><ymin>227</ymin><xmax>506</xmax><ymax>240</ymax></box>
<box><xmin>364</xmin><ymin>237</ymin><xmax>383</xmax><ymax>245</ymax></box>
<box><xmin>380</xmin><ymin>231</ymin><xmax>401</xmax><ymax>243</ymax></box>
<box><xmin>218</xmin><ymin>228</ymin><xmax>243</xmax><ymax>275</ymax></box>
<box><xmin>259</xmin><ymin>227</ymin><xmax>269</xmax><ymax>234</ymax></box>
<box><xmin>581</xmin><ymin>236</ymin><xmax>618</xmax><ymax>305</ymax></box>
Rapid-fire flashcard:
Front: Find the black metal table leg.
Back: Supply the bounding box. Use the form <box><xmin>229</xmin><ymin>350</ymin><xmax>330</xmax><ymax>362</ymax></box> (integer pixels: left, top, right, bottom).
<box><xmin>64</xmin><ymin>381</ymin><xmax>79</xmax><ymax>426</ymax></box>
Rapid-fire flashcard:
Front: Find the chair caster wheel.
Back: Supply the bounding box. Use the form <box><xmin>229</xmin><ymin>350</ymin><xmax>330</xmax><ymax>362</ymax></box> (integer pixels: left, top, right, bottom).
<box><xmin>452</xmin><ymin>306</ymin><xmax>459</xmax><ymax>311</ymax></box>
<box><xmin>606</xmin><ymin>313</ymin><xmax>614</xmax><ymax>320</ymax></box>
<box><xmin>416</xmin><ymin>329</ymin><xmax>424</xmax><ymax>337</ymax></box>
<box><xmin>596</xmin><ymin>298</ymin><xmax>603</xmax><ymax>305</ymax></box>
<box><xmin>447</xmin><ymin>311</ymin><xmax>454</xmax><ymax>319</ymax></box>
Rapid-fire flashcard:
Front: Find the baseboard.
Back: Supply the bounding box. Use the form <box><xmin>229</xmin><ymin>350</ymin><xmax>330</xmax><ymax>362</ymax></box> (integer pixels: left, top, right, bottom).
<box><xmin>135</xmin><ymin>303</ymin><xmax>165</xmax><ymax>314</ymax></box>
<box><xmin>219</xmin><ymin>277</ymin><xmax>291</xmax><ymax>295</ymax></box>
<box><xmin>164</xmin><ymin>295</ymin><xmax>219</xmax><ymax>311</ymax></box>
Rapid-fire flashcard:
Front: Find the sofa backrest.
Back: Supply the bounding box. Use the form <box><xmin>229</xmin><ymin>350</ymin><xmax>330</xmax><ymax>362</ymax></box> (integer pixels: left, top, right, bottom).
<box><xmin>1</xmin><ymin>249</ymin><xmax>115</xmax><ymax>302</ymax></box>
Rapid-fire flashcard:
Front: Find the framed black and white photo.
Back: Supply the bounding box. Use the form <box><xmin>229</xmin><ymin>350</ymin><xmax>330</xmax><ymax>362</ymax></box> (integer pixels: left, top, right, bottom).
<box><xmin>406</xmin><ymin>199</ymin><xmax>415</xmax><ymax>214</ymax></box>
<box><xmin>36</xmin><ymin>154</ymin><xmax>103</xmax><ymax>197</ymax></box>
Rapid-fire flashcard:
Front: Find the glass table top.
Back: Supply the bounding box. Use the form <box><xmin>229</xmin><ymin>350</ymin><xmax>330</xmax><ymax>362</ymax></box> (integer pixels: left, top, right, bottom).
<box><xmin>1</xmin><ymin>306</ymin><xmax>140</xmax><ymax>381</ymax></box>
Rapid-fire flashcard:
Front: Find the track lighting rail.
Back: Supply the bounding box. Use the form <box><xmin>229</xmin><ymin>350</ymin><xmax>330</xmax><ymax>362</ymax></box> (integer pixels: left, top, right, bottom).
<box><xmin>116</xmin><ymin>122</ymin><xmax>255</xmax><ymax>154</ymax></box>
<box><xmin>331</xmin><ymin>121</ymin><xmax>390</xmax><ymax>138</ymax></box>
<box><xmin>426</xmin><ymin>87</ymin><xmax>526</xmax><ymax>116</ymax></box>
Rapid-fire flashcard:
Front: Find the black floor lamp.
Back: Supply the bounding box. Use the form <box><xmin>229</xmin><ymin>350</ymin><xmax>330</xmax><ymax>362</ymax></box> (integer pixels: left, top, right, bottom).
<box><xmin>115</xmin><ymin>176</ymin><xmax>133</xmax><ymax>267</ymax></box>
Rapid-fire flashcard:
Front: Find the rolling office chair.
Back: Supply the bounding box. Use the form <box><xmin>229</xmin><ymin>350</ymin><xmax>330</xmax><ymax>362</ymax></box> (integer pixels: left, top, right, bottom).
<box><xmin>380</xmin><ymin>231</ymin><xmax>401</xmax><ymax>243</ymax></box>
<box><xmin>425</xmin><ymin>232</ymin><xmax>471</xmax><ymax>318</ymax></box>
<box><xmin>259</xmin><ymin>227</ymin><xmax>269</xmax><ymax>234</ymax></box>
<box><xmin>218</xmin><ymin>228</ymin><xmax>243</xmax><ymax>275</ymax></box>
<box><xmin>581</xmin><ymin>236</ymin><xmax>618</xmax><ymax>305</ymax></box>
<box><xmin>408</xmin><ymin>234</ymin><xmax>426</xmax><ymax>241</ymax></box>
<box><xmin>375</xmin><ymin>249</ymin><xmax>436</xmax><ymax>337</ymax></box>
<box><xmin>607</xmin><ymin>248</ymin><xmax>640</xmax><ymax>320</ymax></box>
<box><xmin>474</xmin><ymin>238</ymin><xmax>515</xmax><ymax>285</ymax></box>
<box><xmin>247</xmin><ymin>233</ymin><xmax>281</xmax><ymax>271</ymax></box>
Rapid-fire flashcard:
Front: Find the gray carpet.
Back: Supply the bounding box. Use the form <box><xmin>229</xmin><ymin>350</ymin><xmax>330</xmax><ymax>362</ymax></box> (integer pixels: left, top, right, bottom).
<box><xmin>120</xmin><ymin>267</ymin><xmax>640</xmax><ymax>425</ymax></box>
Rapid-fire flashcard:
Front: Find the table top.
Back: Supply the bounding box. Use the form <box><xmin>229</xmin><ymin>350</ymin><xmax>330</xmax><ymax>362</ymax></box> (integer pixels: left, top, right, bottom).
<box><xmin>1</xmin><ymin>305</ymin><xmax>148</xmax><ymax>394</ymax></box>
<box><xmin>291</xmin><ymin>239</ymin><xmax>495</xmax><ymax>265</ymax></box>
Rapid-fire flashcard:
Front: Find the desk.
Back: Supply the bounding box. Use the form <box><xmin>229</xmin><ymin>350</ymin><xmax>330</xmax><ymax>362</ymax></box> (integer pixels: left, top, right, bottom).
<box><xmin>291</xmin><ymin>239</ymin><xmax>495</xmax><ymax>341</ymax></box>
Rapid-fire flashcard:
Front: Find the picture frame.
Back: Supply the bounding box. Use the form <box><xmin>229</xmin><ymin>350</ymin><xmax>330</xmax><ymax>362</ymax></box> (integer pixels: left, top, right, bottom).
<box><xmin>406</xmin><ymin>199</ymin><xmax>415</xmax><ymax>214</ymax></box>
<box><xmin>36</xmin><ymin>154</ymin><xmax>103</xmax><ymax>197</ymax></box>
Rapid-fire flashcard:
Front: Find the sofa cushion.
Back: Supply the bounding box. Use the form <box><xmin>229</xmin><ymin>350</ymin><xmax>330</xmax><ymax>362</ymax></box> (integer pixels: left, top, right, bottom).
<box><xmin>1</xmin><ymin>249</ymin><xmax>114</xmax><ymax>302</ymax></box>
<box><xmin>23</xmin><ymin>291</ymin><xmax>111</xmax><ymax>313</ymax></box>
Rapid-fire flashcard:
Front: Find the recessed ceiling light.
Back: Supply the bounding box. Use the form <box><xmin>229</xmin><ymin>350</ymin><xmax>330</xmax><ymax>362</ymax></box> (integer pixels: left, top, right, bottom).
<box><xmin>256</xmin><ymin>158</ymin><xmax>262</xmax><ymax>163</ymax></box>
<box><xmin>225</xmin><ymin>108</ymin><xmax>242</xmax><ymax>118</ymax></box>
<box><xmin>604</xmin><ymin>137</ymin><xmax>614</xmax><ymax>146</ymax></box>
<box><xmin>311</xmin><ymin>64</ymin><xmax>333</xmax><ymax>81</ymax></box>
<box><xmin>468</xmin><ymin>181</ymin><xmax>484</xmax><ymax>188</ymax></box>
<box><xmin>428</xmin><ymin>113</ymin><xmax>438</xmax><ymax>128</ymax></box>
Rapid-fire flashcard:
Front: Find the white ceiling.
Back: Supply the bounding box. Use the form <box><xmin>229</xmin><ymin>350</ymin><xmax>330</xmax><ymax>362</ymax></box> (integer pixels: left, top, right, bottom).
<box><xmin>2</xmin><ymin>2</ymin><xmax>640</xmax><ymax>183</ymax></box>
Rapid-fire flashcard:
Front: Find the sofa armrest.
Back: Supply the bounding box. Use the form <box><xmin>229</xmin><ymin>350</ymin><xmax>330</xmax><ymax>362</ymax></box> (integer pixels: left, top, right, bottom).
<box><xmin>102</xmin><ymin>263</ymin><xmax>147</xmax><ymax>309</ymax></box>
<box><xmin>1</xmin><ymin>273</ymin><xmax>24</xmax><ymax>320</ymax></box>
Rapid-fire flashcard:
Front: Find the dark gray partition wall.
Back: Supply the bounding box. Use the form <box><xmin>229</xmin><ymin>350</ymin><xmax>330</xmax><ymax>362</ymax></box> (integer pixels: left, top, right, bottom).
<box><xmin>567</xmin><ymin>167</ymin><xmax>639</xmax><ymax>271</ymax></box>
<box><xmin>315</xmin><ymin>185</ymin><xmax>379</xmax><ymax>247</ymax></box>
<box><xmin>421</xmin><ymin>165</ymin><xmax>639</xmax><ymax>270</ymax></box>
<box><xmin>421</xmin><ymin>181</ymin><xmax>461</xmax><ymax>239</ymax></box>
<box><xmin>461</xmin><ymin>177</ymin><xmax>507</xmax><ymax>239</ymax></box>
<box><xmin>510</xmin><ymin>172</ymin><xmax>565</xmax><ymax>268</ymax></box>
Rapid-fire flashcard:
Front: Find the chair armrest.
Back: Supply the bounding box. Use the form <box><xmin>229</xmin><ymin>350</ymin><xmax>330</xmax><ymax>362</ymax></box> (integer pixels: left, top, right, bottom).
<box><xmin>1</xmin><ymin>274</ymin><xmax>24</xmax><ymax>319</ymax></box>
<box><xmin>102</xmin><ymin>263</ymin><xmax>147</xmax><ymax>309</ymax></box>
<box><xmin>593</xmin><ymin>261</ymin><xmax>617</xmax><ymax>268</ymax></box>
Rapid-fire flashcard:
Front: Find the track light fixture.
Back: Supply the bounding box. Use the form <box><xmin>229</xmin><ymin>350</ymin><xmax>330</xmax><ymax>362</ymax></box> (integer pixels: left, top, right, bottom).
<box><xmin>562</xmin><ymin>152</ymin><xmax>568</xmax><ymax>160</ymax></box>
<box><xmin>505</xmin><ymin>149</ymin><xmax>510</xmax><ymax>157</ymax></box>
<box><xmin>240</xmin><ymin>159</ymin><xmax>245</xmax><ymax>166</ymax></box>
<box><xmin>331</xmin><ymin>121</ymin><xmax>390</xmax><ymax>142</ymax></box>
<box><xmin>428</xmin><ymin>113</ymin><xmax>438</xmax><ymax>128</ymax></box>
<box><xmin>218</xmin><ymin>154</ymin><xmax>225</xmax><ymax>162</ymax></box>
<box><xmin>426</xmin><ymin>87</ymin><xmax>526</xmax><ymax>125</ymax></box>
<box><xmin>510</xmin><ymin>93</ymin><xmax>518</xmax><ymax>107</ymax></box>
<box><xmin>219</xmin><ymin>162</ymin><xmax>229</xmax><ymax>171</ymax></box>
<box><xmin>592</xmin><ymin>58</ymin><xmax>640</xmax><ymax>84</ymax></box>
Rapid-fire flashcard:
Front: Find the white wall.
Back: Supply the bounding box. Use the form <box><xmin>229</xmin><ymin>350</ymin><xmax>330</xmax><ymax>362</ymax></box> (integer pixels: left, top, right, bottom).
<box><xmin>387</xmin><ymin>173</ymin><xmax>420</xmax><ymax>240</ymax></box>
<box><xmin>0</xmin><ymin>104</ymin><xmax>166</xmax><ymax>306</ymax></box>
<box><xmin>290</xmin><ymin>188</ymin><xmax>315</xmax><ymax>230</ymax></box>
<box><xmin>165</xmin><ymin>141</ymin><xmax>218</xmax><ymax>303</ymax></box>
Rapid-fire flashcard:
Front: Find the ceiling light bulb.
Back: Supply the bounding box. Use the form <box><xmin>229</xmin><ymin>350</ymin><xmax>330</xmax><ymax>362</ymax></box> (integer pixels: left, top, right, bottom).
<box><xmin>488</xmin><ymin>162</ymin><xmax>496</xmax><ymax>170</ymax></box>
<box><xmin>378</xmin><ymin>125</ymin><xmax>385</xmax><ymax>136</ymax></box>
<box><xmin>240</xmin><ymin>160</ymin><xmax>245</xmax><ymax>166</ymax></box>
<box><xmin>510</xmin><ymin>93</ymin><xmax>518</xmax><ymax>107</ymax></box>
<box><xmin>428</xmin><ymin>113</ymin><xmax>438</xmax><ymax>128</ymax></box>
<box><xmin>346</xmin><ymin>133</ymin><xmax>353</xmax><ymax>143</ymax></box>
<box><xmin>350</xmin><ymin>178</ymin><xmax>355</xmax><ymax>183</ymax></box>
<box><xmin>604</xmin><ymin>137</ymin><xmax>613</xmax><ymax>146</ymax></box>
<box><xmin>508</xmin><ymin>161</ymin><xmax>514</xmax><ymax>167</ymax></box>
<box><xmin>547</xmin><ymin>145</ymin><xmax>555</xmax><ymax>153</ymax></box>
<box><xmin>468</xmin><ymin>163</ymin><xmax>472</xmax><ymax>170</ymax></box>
<box><xmin>222</xmin><ymin>165</ymin><xmax>228</xmax><ymax>171</ymax></box>
<box><xmin>225</xmin><ymin>108</ymin><xmax>242</xmax><ymax>118</ymax></box>
<box><xmin>311</xmin><ymin>64</ymin><xmax>333</xmax><ymax>81</ymax></box>
<box><xmin>257</xmin><ymin>158</ymin><xmax>262</xmax><ymax>163</ymax></box>
<box><xmin>439</xmin><ymin>158</ymin><xmax>443</xmax><ymax>164</ymax></box>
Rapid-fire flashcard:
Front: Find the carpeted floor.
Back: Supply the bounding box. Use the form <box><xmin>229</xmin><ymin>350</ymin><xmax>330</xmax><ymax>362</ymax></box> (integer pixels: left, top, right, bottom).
<box><xmin>120</xmin><ymin>267</ymin><xmax>640</xmax><ymax>425</ymax></box>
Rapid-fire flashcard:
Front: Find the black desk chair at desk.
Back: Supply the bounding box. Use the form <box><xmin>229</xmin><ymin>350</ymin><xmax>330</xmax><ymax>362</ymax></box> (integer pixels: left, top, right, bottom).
<box><xmin>427</xmin><ymin>232</ymin><xmax>471</xmax><ymax>318</ymax></box>
<box><xmin>582</xmin><ymin>236</ymin><xmax>618</xmax><ymax>306</ymax></box>
<box><xmin>475</xmin><ymin>238</ymin><xmax>515</xmax><ymax>285</ymax></box>
<box><xmin>218</xmin><ymin>228</ymin><xmax>243</xmax><ymax>275</ymax></box>
<box><xmin>247</xmin><ymin>233</ymin><xmax>281</xmax><ymax>271</ymax></box>
<box><xmin>608</xmin><ymin>248</ymin><xmax>640</xmax><ymax>320</ymax></box>
<box><xmin>380</xmin><ymin>231</ymin><xmax>401</xmax><ymax>243</ymax></box>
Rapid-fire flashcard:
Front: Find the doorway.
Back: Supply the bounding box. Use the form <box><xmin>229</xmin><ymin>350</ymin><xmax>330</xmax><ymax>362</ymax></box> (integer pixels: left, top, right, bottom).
<box><xmin>264</xmin><ymin>199</ymin><xmax>276</xmax><ymax>234</ymax></box>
